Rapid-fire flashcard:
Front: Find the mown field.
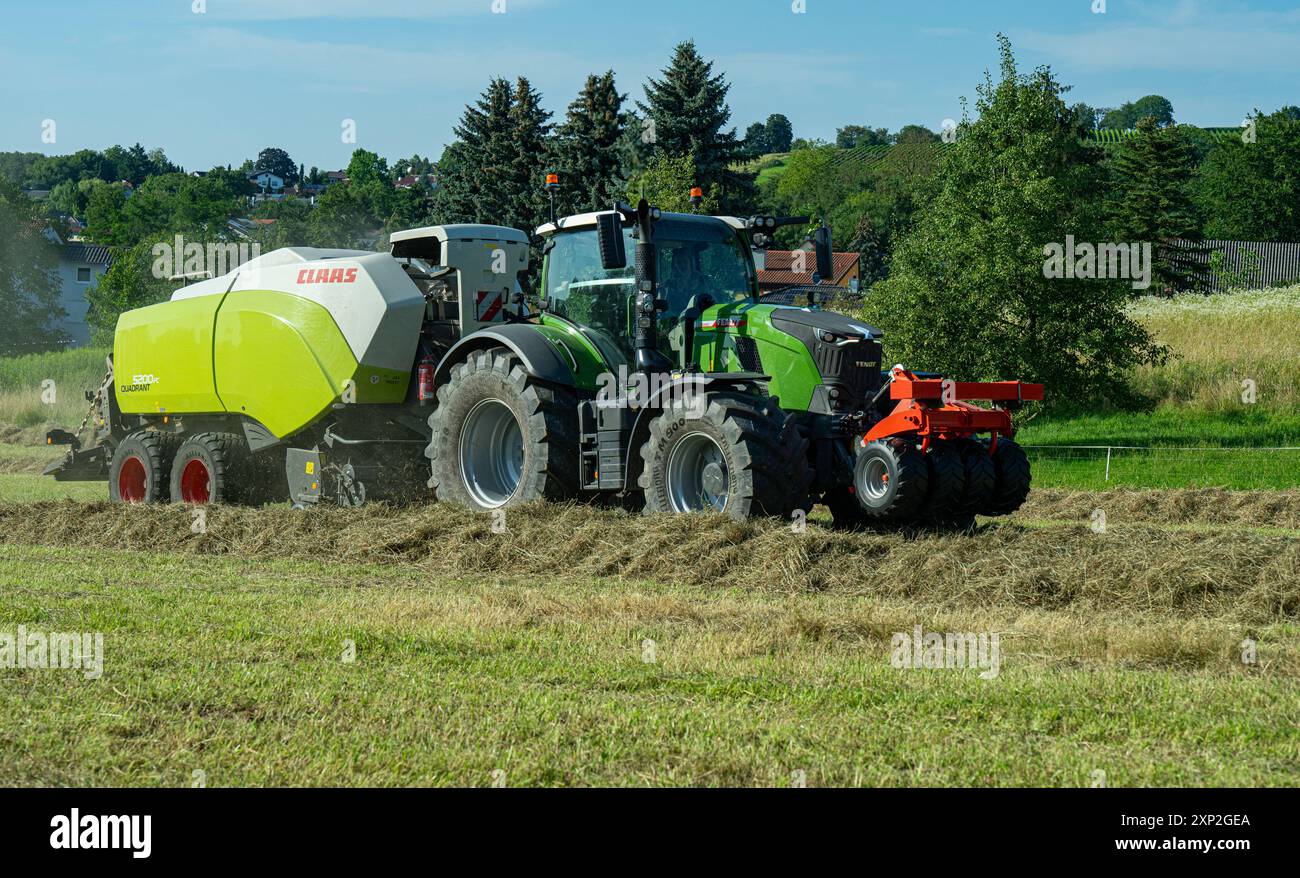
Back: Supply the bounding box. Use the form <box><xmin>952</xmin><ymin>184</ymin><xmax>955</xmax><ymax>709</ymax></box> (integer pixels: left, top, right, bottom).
<box><xmin>1</xmin><ymin>496</ymin><xmax>1297</xmax><ymax>787</ymax></box>
<box><xmin>0</xmin><ymin>288</ymin><xmax>1297</xmax><ymax>786</ymax></box>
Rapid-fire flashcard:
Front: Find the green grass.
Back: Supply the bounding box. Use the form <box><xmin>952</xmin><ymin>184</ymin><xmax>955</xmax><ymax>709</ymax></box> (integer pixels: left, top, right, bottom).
<box><xmin>0</xmin><ymin>474</ymin><xmax>102</xmax><ymax>503</ymax></box>
<box><xmin>0</xmin><ymin>347</ymin><xmax>109</xmax><ymax>441</ymax></box>
<box><xmin>2</xmin><ymin>540</ymin><xmax>1296</xmax><ymax>787</ymax></box>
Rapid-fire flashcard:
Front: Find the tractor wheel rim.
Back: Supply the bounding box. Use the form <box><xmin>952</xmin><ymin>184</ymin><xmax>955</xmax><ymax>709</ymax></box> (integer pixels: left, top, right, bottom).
<box><xmin>666</xmin><ymin>432</ymin><xmax>729</xmax><ymax>513</ymax></box>
<box><xmin>117</xmin><ymin>456</ymin><xmax>148</xmax><ymax>503</ymax></box>
<box><xmin>460</xmin><ymin>398</ymin><xmax>524</xmax><ymax>509</ymax></box>
<box><xmin>861</xmin><ymin>457</ymin><xmax>891</xmax><ymax>502</ymax></box>
<box><xmin>180</xmin><ymin>458</ymin><xmax>212</xmax><ymax>504</ymax></box>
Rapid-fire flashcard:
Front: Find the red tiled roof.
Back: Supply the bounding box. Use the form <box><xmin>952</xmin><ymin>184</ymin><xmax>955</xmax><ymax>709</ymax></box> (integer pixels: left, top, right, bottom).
<box><xmin>757</xmin><ymin>250</ymin><xmax>858</xmax><ymax>288</ymax></box>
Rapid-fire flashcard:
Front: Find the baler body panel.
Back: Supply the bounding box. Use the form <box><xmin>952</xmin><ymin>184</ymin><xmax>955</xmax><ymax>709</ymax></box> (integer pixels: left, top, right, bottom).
<box><xmin>113</xmin><ymin>294</ymin><xmax>226</xmax><ymax>415</ymax></box>
<box><xmin>113</xmin><ymin>248</ymin><xmax>425</xmax><ymax>438</ymax></box>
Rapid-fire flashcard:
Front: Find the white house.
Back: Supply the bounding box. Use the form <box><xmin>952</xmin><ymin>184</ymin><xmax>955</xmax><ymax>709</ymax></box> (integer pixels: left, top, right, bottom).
<box><xmin>54</xmin><ymin>239</ymin><xmax>111</xmax><ymax>347</ymax></box>
<box><xmin>247</xmin><ymin>170</ymin><xmax>286</xmax><ymax>193</ymax></box>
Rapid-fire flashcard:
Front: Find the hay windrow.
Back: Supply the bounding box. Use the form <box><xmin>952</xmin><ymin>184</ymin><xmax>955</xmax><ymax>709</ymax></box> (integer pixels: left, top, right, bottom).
<box><xmin>1021</xmin><ymin>488</ymin><xmax>1300</xmax><ymax>529</ymax></box>
<box><xmin>1</xmin><ymin>499</ymin><xmax>1296</xmax><ymax>624</ymax></box>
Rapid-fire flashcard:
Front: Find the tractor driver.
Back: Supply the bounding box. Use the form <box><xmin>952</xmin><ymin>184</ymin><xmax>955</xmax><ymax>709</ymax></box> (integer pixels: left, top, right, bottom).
<box><xmin>657</xmin><ymin>243</ymin><xmax>718</xmax><ymax>317</ymax></box>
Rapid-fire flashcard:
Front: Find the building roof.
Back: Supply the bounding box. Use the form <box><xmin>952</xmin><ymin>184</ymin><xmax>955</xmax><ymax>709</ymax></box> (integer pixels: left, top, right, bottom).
<box><xmin>394</xmin><ymin>175</ymin><xmax>419</xmax><ymax>188</ymax></box>
<box><xmin>63</xmin><ymin>244</ymin><xmax>111</xmax><ymax>265</ymax></box>
<box><xmin>757</xmin><ymin>250</ymin><xmax>858</xmax><ymax>288</ymax></box>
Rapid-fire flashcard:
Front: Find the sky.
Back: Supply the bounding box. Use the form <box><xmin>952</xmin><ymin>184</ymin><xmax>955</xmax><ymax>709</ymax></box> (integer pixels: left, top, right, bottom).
<box><xmin>1</xmin><ymin>0</ymin><xmax>1297</xmax><ymax>173</ymax></box>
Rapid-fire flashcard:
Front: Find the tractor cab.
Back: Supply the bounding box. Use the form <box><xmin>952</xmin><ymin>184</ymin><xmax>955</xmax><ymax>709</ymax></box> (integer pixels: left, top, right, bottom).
<box><xmin>537</xmin><ymin>212</ymin><xmax>759</xmax><ymax>367</ymax></box>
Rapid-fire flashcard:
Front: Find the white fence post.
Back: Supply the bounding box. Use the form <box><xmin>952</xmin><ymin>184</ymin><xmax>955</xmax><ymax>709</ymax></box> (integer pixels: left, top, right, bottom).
<box><xmin>1104</xmin><ymin>447</ymin><xmax>1112</xmax><ymax>482</ymax></box>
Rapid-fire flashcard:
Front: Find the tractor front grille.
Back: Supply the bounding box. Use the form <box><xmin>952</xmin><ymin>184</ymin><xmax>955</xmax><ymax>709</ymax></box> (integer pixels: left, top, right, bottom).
<box><xmin>816</xmin><ymin>339</ymin><xmax>882</xmax><ymax>404</ymax></box>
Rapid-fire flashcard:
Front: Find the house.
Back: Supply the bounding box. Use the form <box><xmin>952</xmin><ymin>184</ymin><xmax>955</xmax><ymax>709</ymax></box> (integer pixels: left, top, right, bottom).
<box><xmin>755</xmin><ymin>249</ymin><xmax>860</xmax><ymax>292</ymax></box>
<box><xmin>54</xmin><ymin>238</ymin><xmax>112</xmax><ymax>347</ymax></box>
<box><xmin>394</xmin><ymin>175</ymin><xmax>419</xmax><ymax>189</ymax></box>
<box><xmin>248</xmin><ymin>170</ymin><xmax>286</xmax><ymax>193</ymax></box>
<box><xmin>325</xmin><ymin>170</ymin><xmax>349</xmax><ymax>185</ymax></box>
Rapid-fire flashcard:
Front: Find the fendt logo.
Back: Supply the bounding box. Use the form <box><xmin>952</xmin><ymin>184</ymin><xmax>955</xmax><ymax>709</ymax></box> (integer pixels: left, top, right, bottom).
<box><xmin>296</xmin><ymin>267</ymin><xmax>358</xmax><ymax>285</ymax></box>
<box><xmin>119</xmin><ymin>374</ymin><xmax>160</xmax><ymax>394</ymax></box>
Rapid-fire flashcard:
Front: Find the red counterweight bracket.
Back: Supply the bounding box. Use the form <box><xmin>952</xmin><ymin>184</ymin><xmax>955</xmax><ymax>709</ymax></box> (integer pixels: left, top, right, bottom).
<box><xmin>862</xmin><ymin>367</ymin><xmax>1045</xmax><ymax>451</ymax></box>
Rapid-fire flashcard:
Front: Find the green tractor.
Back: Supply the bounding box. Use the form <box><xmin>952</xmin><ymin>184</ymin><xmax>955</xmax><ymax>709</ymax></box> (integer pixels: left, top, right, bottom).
<box><xmin>47</xmin><ymin>200</ymin><xmax>1040</xmax><ymax>527</ymax></box>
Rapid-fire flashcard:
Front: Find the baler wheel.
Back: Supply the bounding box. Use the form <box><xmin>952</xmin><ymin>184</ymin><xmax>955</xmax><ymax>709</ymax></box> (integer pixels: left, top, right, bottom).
<box><xmin>853</xmin><ymin>439</ymin><xmax>930</xmax><ymax>521</ymax></box>
<box><xmin>108</xmin><ymin>431</ymin><xmax>181</xmax><ymax>504</ymax></box>
<box><xmin>168</xmin><ymin>432</ymin><xmax>260</xmax><ymax>505</ymax></box>
<box><xmin>427</xmin><ymin>348</ymin><xmax>579</xmax><ymax>511</ymax></box>
<box><xmin>984</xmin><ymin>438</ymin><xmax>1032</xmax><ymax>516</ymax></box>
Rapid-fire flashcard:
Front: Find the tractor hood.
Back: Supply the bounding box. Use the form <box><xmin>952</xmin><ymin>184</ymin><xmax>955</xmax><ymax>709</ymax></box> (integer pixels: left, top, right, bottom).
<box><xmin>767</xmin><ymin>306</ymin><xmax>882</xmax><ymax>342</ymax></box>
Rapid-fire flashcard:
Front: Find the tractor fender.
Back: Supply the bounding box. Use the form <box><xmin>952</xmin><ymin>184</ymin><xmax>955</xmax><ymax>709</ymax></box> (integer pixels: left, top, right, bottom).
<box><xmin>435</xmin><ymin>324</ymin><xmax>577</xmax><ymax>388</ymax></box>
<box><xmin>621</xmin><ymin>372</ymin><xmax>768</xmax><ymax>494</ymax></box>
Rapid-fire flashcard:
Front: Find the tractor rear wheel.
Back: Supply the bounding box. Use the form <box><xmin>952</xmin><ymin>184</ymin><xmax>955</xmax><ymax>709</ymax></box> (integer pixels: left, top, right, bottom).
<box><xmin>109</xmin><ymin>431</ymin><xmax>181</xmax><ymax>504</ymax></box>
<box><xmin>919</xmin><ymin>441</ymin><xmax>967</xmax><ymax>523</ymax></box>
<box><xmin>427</xmin><ymin>348</ymin><xmax>579</xmax><ymax>511</ymax></box>
<box><xmin>985</xmin><ymin>438</ymin><xmax>1032</xmax><ymax>516</ymax></box>
<box><xmin>169</xmin><ymin>432</ymin><xmax>260</xmax><ymax>505</ymax></box>
<box><xmin>853</xmin><ymin>439</ymin><xmax>930</xmax><ymax>521</ymax></box>
<box><xmin>640</xmin><ymin>391</ymin><xmax>807</xmax><ymax>520</ymax></box>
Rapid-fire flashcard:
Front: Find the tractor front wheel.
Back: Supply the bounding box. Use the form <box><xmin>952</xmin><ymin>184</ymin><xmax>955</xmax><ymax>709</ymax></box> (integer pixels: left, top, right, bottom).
<box><xmin>640</xmin><ymin>392</ymin><xmax>808</xmax><ymax>520</ymax></box>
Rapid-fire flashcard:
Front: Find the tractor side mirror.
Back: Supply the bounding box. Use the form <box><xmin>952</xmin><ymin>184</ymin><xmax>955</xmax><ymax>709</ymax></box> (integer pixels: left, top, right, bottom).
<box><xmin>814</xmin><ymin>222</ymin><xmax>834</xmax><ymax>284</ymax></box>
<box><xmin>596</xmin><ymin>212</ymin><xmax>627</xmax><ymax>270</ymax></box>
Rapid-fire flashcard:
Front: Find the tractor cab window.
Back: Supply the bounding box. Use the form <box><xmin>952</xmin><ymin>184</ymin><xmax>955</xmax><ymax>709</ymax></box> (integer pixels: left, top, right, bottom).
<box><xmin>544</xmin><ymin>228</ymin><xmax>636</xmax><ymax>363</ymax></box>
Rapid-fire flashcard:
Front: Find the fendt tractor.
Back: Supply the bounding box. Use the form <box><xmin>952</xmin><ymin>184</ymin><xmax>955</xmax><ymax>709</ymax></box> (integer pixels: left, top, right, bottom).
<box><xmin>47</xmin><ymin>196</ymin><xmax>1043</xmax><ymax>528</ymax></box>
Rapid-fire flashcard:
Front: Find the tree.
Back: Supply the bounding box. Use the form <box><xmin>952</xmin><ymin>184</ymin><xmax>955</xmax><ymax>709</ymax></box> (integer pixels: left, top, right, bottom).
<box><xmin>434</xmin><ymin>78</ymin><xmax>519</xmax><ymax>225</ymax></box>
<box><xmin>637</xmin><ymin>41</ymin><xmax>752</xmax><ymax>211</ymax></box>
<box><xmin>743</xmin><ymin>122</ymin><xmax>769</xmax><ymax>156</ymax></box>
<box><xmin>1194</xmin><ymin>108</ymin><xmax>1300</xmax><ymax>242</ymax></box>
<box><xmin>84</xmin><ymin>235</ymin><xmax>174</xmax><ymax>345</ymax></box>
<box><xmin>836</xmin><ymin>125</ymin><xmax>890</xmax><ymax>149</ymax></box>
<box><xmin>627</xmin><ymin>152</ymin><xmax>719</xmax><ymax>214</ymax></box>
<box><xmin>553</xmin><ymin>71</ymin><xmax>627</xmax><ymax>215</ymax></box>
<box><xmin>0</xmin><ymin>178</ymin><xmax>65</xmax><ymax>355</ymax></box>
<box><xmin>894</xmin><ymin>124</ymin><xmax>940</xmax><ymax>144</ymax></box>
<box><xmin>764</xmin><ymin>114</ymin><xmax>794</xmax><ymax>153</ymax></box>
<box><xmin>865</xmin><ymin>37</ymin><xmax>1164</xmax><ymax>410</ymax></box>
<box><xmin>1107</xmin><ymin>117</ymin><xmax>1206</xmax><ymax>291</ymax></box>
<box><xmin>1101</xmin><ymin>95</ymin><xmax>1175</xmax><ymax>130</ymax></box>
<box><xmin>255</xmin><ymin>147</ymin><xmax>299</xmax><ymax>185</ymax></box>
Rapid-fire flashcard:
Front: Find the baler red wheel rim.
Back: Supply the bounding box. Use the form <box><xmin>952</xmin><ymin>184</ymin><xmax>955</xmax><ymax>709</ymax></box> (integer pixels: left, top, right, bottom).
<box><xmin>180</xmin><ymin>458</ymin><xmax>212</xmax><ymax>504</ymax></box>
<box><xmin>118</xmin><ymin>456</ymin><xmax>148</xmax><ymax>503</ymax></box>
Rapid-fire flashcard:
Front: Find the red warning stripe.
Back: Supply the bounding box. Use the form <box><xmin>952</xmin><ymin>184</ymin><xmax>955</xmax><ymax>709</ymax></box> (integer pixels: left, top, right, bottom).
<box><xmin>477</xmin><ymin>290</ymin><xmax>504</xmax><ymax>322</ymax></box>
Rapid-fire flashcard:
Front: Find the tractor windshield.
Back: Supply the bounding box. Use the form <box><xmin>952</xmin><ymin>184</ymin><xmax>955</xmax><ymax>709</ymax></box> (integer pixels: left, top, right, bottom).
<box><xmin>543</xmin><ymin>217</ymin><xmax>757</xmax><ymax>363</ymax></box>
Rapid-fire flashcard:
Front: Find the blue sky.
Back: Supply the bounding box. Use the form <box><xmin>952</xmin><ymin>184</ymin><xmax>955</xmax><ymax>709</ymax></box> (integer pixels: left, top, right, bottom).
<box><xmin>2</xmin><ymin>0</ymin><xmax>1297</xmax><ymax>172</ymax></box>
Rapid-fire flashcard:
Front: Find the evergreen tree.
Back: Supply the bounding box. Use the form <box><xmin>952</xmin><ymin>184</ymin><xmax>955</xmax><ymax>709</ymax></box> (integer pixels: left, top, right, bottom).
<box><xmin>1107</xmin><ymin>117</ymin><xmax>1206</xmax><ymax>292</ymax></box>
<box><xmin>505</xmin><ymin>77</ymin><xmax>554</xmax><ymax>236</ymax></box>
<box><xmin>434</xmin><ymin>77</ymin><xmax>516</xmax><ymax>226</ymax></box>
<box><xmin>865</xmin><ymin>37</ymin><xmax>1163</xmax><ymax>409</ymax></box>
<box><xmin>637</xmin><ymin>41</ymin><xmax>753</xmax><ymax>212</ymax></box>
<box><xmin>553</xmin><ymin>71</ymin><xmax>627</xmax><ymax>215</ymax></box>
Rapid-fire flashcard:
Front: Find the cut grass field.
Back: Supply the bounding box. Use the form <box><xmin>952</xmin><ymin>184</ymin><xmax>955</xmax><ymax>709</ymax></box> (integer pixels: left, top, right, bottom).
<box><xmin>1</xmin><ymin>496</ymin><xmax>1297</xmax><ymax>787</ymax></box>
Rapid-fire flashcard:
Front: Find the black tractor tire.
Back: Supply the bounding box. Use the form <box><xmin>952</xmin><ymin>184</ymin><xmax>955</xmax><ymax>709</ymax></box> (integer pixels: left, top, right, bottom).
<box><xmin>952</xmin><ymin>439</ymin><xmax>996</xmax><ymax>521</ymax></box>
<box><xmin>919</xmin><ymin>441</ymin><xmax>967</xmax><ymax>523</ymax></box>
<box><xmin>109</xmin><ymin>431</ymin><xmax>181</xmax><ymax>504</ymax></box>
<box><xmin>640</xmin><ymin>391</ymin><xmax>807</xmax><ymax>520</ymax></box>
<box><xmin>169</xmin><ymin>432</ymin><xmax>261</xmax><ymax>505</ymax></box>
<box><xmin>427</xmin><ymin>348</ymin><xmax>579</xmax><ymax>511</ymax></box>
<box><xmin>985</xmin><ymin>438</ymin><xmax>1032</xmax><ymax>516</ymax></box>
<box><xmin>853</xmin><ymin>439</ymin><xmax>930</xmax><ymax>521</ymax></box>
